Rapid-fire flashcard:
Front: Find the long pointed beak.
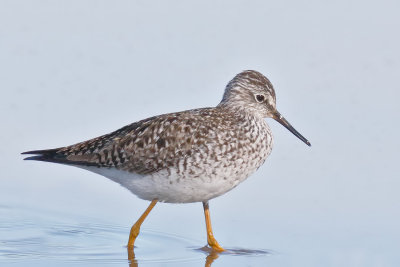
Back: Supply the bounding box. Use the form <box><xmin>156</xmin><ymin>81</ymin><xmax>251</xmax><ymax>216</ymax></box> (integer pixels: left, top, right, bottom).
<box><xmin>272</xmin><ymin>111</ymin><xmax>311</xmax><ymax>146</ymax></box>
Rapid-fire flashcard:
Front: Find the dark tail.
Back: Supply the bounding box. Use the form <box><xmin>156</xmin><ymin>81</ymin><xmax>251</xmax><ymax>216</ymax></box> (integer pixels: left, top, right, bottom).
<box><xmin>22</xmin><ymin>148</ymin><xmax>98</xmax><ymax>167</ymax></box>
<box><xmin>21</xmin><ymin>148</ymin><xmax>67</xmax><ymax>163</ymax></box>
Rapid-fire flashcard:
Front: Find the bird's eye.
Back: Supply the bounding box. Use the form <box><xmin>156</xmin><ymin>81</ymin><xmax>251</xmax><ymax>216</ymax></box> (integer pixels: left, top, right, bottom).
<box><xmin>255</xmin><ymin>94</ymin><xmax>265</xmax><ymax>103</ymax></box>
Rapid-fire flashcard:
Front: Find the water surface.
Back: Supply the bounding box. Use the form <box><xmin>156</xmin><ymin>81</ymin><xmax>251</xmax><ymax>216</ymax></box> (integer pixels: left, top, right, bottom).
<box><xmin>0</xmin><ymin>204</ymin><xmax>272</xmax><ymax>266</ymax></box>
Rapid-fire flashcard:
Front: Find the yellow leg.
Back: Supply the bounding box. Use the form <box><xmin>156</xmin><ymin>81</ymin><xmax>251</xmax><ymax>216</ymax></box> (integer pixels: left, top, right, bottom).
<box><xmin>127</xmin><ymin>199</ymin><xmax>158</xmax><ymax>248</ymax></box>
<box><xmin>203</xmin><ymin>201</ymin><xmax>225</xmax><ymax>252</ymax></box>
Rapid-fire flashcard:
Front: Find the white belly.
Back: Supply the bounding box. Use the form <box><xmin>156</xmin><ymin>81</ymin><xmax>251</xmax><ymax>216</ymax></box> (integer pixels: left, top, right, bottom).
<box><xmin>80</xmin><ymin>165</ymin><xmax>254</xmax><ymax>203</ymax></box>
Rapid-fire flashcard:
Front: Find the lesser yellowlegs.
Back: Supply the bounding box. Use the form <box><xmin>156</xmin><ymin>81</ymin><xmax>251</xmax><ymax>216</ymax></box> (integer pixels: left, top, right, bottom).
<box><xmin>22</xmin><ymin>70</ymin><xmax>311</xmax><ymax>251</ymax></box>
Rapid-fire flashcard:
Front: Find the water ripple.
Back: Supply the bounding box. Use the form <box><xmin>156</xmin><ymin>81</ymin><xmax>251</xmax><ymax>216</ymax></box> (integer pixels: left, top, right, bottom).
<box><xmin>0</xmin><ymin>205</ymin><xmax>270</xmax><ymax>266</ymax></box>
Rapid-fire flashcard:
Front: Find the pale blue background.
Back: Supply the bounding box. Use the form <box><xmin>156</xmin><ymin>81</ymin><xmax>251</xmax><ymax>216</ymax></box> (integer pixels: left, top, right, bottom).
<box><xmin>1</xmin><ymin>1</ymin><xmax>399</xmax><ymax>266</ymax></box>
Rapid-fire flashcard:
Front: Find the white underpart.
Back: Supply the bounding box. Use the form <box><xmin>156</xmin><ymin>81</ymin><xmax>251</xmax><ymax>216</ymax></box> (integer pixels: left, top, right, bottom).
<box><xmin>79</xmin><ymin>156</ymin><xmax>260</xmax><ymax>204</ymax></box>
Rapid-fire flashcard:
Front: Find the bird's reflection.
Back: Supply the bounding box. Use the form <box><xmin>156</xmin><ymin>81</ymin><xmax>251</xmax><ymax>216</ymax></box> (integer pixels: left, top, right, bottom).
<box><xmin>127</xmin><ymin>247</ymin><xmax>138</xmax><ymax>267</ymax></box>
<box><xmin>203</xmin><ymin>248</ymin><xmax>220</xmax><ymax>267</ymax></box>
<box><xmin>127</xmin><ymin>246</ymin><xmax>221</xmax><ymax>267</ymax></box>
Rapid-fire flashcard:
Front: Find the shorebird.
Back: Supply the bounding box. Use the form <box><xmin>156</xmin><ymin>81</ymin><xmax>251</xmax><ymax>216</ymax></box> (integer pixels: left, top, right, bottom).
<box><xmin>22</xmin><ymin>70</ymin><xmax>310</xmax><ymax>251</ymax></box>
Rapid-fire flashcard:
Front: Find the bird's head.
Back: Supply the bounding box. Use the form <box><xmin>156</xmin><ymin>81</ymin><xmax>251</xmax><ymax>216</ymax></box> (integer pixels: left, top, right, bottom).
<box><xmin>220</xmin><ymin>70</ymin><xmax>311</xmax><ymax>146</ymax></box>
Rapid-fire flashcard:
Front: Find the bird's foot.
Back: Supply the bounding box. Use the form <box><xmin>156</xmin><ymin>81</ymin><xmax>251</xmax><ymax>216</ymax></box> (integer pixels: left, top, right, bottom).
<box><xmin>207</xmin><ymin>235</ymin><xmax>225</xmax><ymax>252</ymax></box>
<box><xmin>127</xmin><ymin>224</ymin><xmax>140</xmax><ymax>248</ymax></box>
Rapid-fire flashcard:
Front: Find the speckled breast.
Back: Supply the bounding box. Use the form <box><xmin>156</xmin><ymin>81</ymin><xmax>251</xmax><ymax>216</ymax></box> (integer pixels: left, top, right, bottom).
<box><xmin>140</xmin><ymin>115</ymin><xmax>274</xmax><ymax>203</ymax></box>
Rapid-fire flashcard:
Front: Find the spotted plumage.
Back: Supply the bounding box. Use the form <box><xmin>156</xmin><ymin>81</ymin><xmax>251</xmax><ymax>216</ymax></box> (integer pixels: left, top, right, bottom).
<box><xmin>23</xmin><ymin>70</ymin><xmax>310</xmax><ymax>204</ymax></box>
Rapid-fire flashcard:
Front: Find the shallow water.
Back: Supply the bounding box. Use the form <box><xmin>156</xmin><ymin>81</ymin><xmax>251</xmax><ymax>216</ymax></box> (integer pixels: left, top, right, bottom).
<box><xmin>0</xmin><ymin>204</ymin><xmax>272</xmax><ymax>266</ymax></box>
